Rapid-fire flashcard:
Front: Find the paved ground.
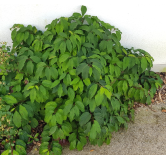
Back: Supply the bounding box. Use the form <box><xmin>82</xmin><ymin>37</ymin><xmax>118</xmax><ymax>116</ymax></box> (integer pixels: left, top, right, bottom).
<box><xmin>28</xmin><ymin>101</ymin><xmax>166</xmax><ymax>155</ymax></box>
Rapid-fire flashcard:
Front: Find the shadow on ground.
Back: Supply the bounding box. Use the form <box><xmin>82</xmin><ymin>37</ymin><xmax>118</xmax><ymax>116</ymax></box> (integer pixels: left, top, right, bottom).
<box><xmin>28</xmin><ymin>101</ymin><xmax>166</xmax><ymax>155</ymax></box>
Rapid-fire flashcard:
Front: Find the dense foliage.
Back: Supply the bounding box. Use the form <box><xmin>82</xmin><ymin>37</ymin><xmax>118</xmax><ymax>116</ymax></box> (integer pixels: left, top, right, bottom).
<box><xmin>0</xmin><ymin>5</ymin><xmax>163</xmax><ymax>155</ymax></box>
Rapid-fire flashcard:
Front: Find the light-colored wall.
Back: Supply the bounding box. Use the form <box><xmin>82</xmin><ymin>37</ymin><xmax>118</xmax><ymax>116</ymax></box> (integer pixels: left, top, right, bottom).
<box><xmin>0</xmin><ymin>0</ymin><xmax>166</xmax><ymax>69</ymax></box>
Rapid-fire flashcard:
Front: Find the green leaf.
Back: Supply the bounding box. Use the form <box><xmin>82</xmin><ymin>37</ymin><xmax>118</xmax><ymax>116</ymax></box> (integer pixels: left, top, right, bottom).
<box><xmin>75</xmin><ymin>101</ymin><xmax>84</xmax><ymax>112</ymax></box>
<box><xmin>49</xmin><ymin>126</ymin><xmax>58</xmax><ymax>135</ymax></box>
<box><xmin>23</xmin><ymin>125</ymin><xmax>31</xmax><ymax>134</ymax></box>
<box><xmin>83</xmin><ymin>78</ymin><xmax>91</xmax><ymax>86</ymax></box>
<box><xmin>58</xmin><ymin>84</ymin><xmax>63</xmax><ymax>97</ymax></box>
<box><xmin>45</xmin><ymin>110</ymin><xmax>53</xmax><ymax>123</ymax></box>
<box><xmin>66</xmin><ymin>74</ymin><xmax>71</xmax><ymax>85</ymax></box>
<box><xmin>89</xmin><ymin>99</ymin><xmax>96</xmax><ymax>112</ymax></box>
<box><xmin>50</xmin><ymin>115</ymin><xmax>57</xmax><ymax>126</ymax></box>
<box><xmin>107</xmin><ymin>40</ymin><xmax>113</xmax><ymax>53</ymax></box>
<box><xmin>45</xmin><ymin>101</ymin><xmax>57</xmax><ymax>108</ymax></box>
<box><xmin>3</xmin><ymin>95</ymin><xmax>17</xmax><ymax>105</ymax></box>
<box><xmin>69</xmin><ymin>69</ymin><xmax>76</xmax><ymax>75</ymax></box>
<box><xmin>74</xmin><ymin>30</ymin><xmax>84</xmax><ymax>35</ymax></box>
<box><xmin>30</xmin><ymin>118</ymin><xmax>38</xmax><ymax>128</ymax></box>
<box><xmin>30</xmin><ymin>88</ymin><xmax>36</xmax><ymax>103</ymax></box>
<box><xmin>27</xmin><ymin>34</ymin><xmax>34</xmax><ymax>45</ymax></box>
<box><xmin>134</xmin><ymin>89</ymin><xmax>140</xmax><ymax>101</ymax></box>
<box><xmin>114</xmin><ymin>66</ymin><xmax>121</xmax><ymax>77</ymax></box>
<box><xmin>11</xmin><ymin>28</ymin><xmax>17</xmax><ymax>40</ymax></box>
<box><xmin>93</xmin><ymin>67</ymin><xmax>100</xmax><ymax>81</ymax></box>
<box><xmin>15</xmin><ymin>73</ymin><xmax>24</xmax><ymax>81</ymax></box>
<box><xmin>15</xmin><ymin>145</ymin><xmax>26</xmax><ymax>155</ymax></box>
<box><xmin>59</xmin><ymin>73</ymin><xmax>66</xmax><ymax>80</ymax></box>
<box><xmin>30</xmin><ymin>56</ymin><xmax>41</xmax><ymax>63</ymax></box>
<box><xmin>50</xmin><ymin>67</ymin><xmax>58</xmax><ymax>80</ymax></box>
<box><xmin>26</xmin><ymin>60</ymin><xmax>34</xmax><ymax>75</ymax></box>
<box><xmin>70</xmin><ymin>34</ymin><xmax>77</xmax><ymax>49</ymax></box>
<box><xmin>42</xmin><ymin>50</ymin><xmax>49</xmax><ymax>62</ymax></box>
<box><xmin>73</xmin><ymin>12</ymin><xmax>82</xmax><ymax>18</ymax></box>
<box><xmin>89</xmin><ymin>120</ymin><xmax>101</xmax><ymax>139</ymax></box>
<box><xmin>123</xmin><ymin>57</ymin><xmax>129</xmax><ymax>70</ymax></box>
<box><xmin>68</xmin><ymin>87</ymin><xmax>75</xmax><ymax>100</ymax></box>
<box><xmin>109</xmin><ymin>64</ymin><xmax>114</xmax><ymax>75</ymax></box>
<box><xmin>39</xmin><ymin>142</ymin><xmax>49</xmax><ymax>155</ymax></box>
<box><xmin>56</xmin><ymin>112</ymin><xmax>63</xmax><ymax>124</ymax></box>
<box><xmin>141</xmin><ymin>57</ymin><xmax>147</xmax><ymax>71</ymax></box>
<box><xmin>122</xmin><ymin>80</ymin><xmax>128</xmax><ymax>94</ymax></box>
<box><xmin>146</xmin><ymin>95</ymin><xmax>151</xmax><ymax>105</ymax></box>
<box><xmin>63</xmin><ymin>102</ymin><xmax>73</xmax><ymax>115</ymax></box>
<box><xmin>116</xmin><ymin>31</ymin><xmax>121</xmax><ymax>41</ymax></box>
<box><xmin>33</xmin><ymin>40</ymin><xmax>42</xmax><ymax>52</ymax></box>
<box><xmin>70</xmin><ymin>77</ymin><xmax>80</xmax><ymax>85</ymax></box>
<box><xmin>128</xmin><ymin>87</ymin><xmax>135</xmax><ymax>98</ymax></box>
<box><xmin>117</xmin><ymin>116</ymin><xmax>125</xmax><ymax>124</ymax></box>
<box><xmin>51</xmin><ymin>142</ymin><xmax>62</xmax><ymax>155</ymax></box>
<box><xmin>23</xmin><ymin>31</ymin><xmax>31</xmax><ymax>42</ymax></box>
<box><xmin>43</xmin><ymin>44</ymin><xmax>51</xmax><ymax>50</ymax></box>
<box><xmin>66</xmin><ymin>39</ymin><xmax>72</xmax><ymax>53</ymax></box>
<box><xmin>19</xmin><ymin>131</ymin><xmax>29</xmax><ymax>143</ymax></box>
<box><xmin>83</xmin><ymin>43</ymin><xmax>94</xmax><ymax>48</ymax></box>
<box><xmin>104</xmin><ymin>88</ymin><xmax>112</xmax><ymax>99</ymax></box>
<box><xmin>39</xmin><ymin>85</ymin><xmax>46</xmax><ymax>96</ymax></box>
<box><xmin>42</xmin><ymin>80</ymin><xmax>52</xmax><ymax>88</ymax></box>
<box><xmin>58</xmin><ymin>32</ymin><xmax>67</xmax><ymax>38</ymax></box>
<box><xmin>52</xmin><ymin>80</ymin><xmax>60</xmax><ymax>88</ymax></box>
<box><xmin>61</xmin><ymin>18</ymin><xmax>68</xmax><ymax>31</ymax></box>
<box><xmin>18</xmin><ymin>56</ymin><xmax>28</xmax><ymax>71</ymax></box>
<box><xmin>95</xmin><ymin>91</ymin><xmax>104</xmax><ymax>106</ymax></box>
<box><xmin>82</xmin><ymin>65</ymin><xmax>90</xmax><ymax>79</ymax></box>
<box><xmin>19</xmin><ymin>105</ymin><xmax>28</xmax><ymax>120</ymax></box>
<box><xmin>16</xmin><ymin>32</ymin><xmax>24</xmax><ymax>43</ymax></box>
<box><xmin>88</xmin><ymin>84</ymin><xmax>98</xmax><ymax>99</ymax></box>
<box><xmin>16</xmin><ymin>139</ymin><xmax>26</xmax><ymax>149</ymax></box>
<box><xmin>45</xmin><ymin>67</ymin><xmax>51</xmax><ymax>80</ymax></box>
<box><xmin>81</xmin><ymin>5</ymin><xmax>87</xmax><ymax>16</ymax></box>
<box><xmin>99</xmin><ymin>40</ymin><xmax>107</xmax><ymax>51</ymax></box>
<box><xmin>70</xmin><ymin>22</ymin><xmax>78</xmax><ymax>31</ymax></box>
<box><xmin>76</xmin><ymin>63</ymin><xmax>88</xmax><ymax>75</ymax></box>
<box><xmin>59</xmin><ymin>54</ymin><xmax>70</xmax><ymax>63</ymax></box>
<box><xmin>13</xmin><ymin>150</ymin><xmax>19</xmax><ymax>155</ymax></box>
<box><xmin>69</xmin><ymin>140</ymin><xmax>76</xmax><ymax>150</ymax></box>
<box><xmin>59</xmin><ymin>41</ymin><xmax>66</xmax><ymax>54</ymax></box>
<box><xmin>13</xmin><ymin>111</ymin><xmax>21</xmax><ymax>128</ymax></box>
<box><xmin>69</xmin><ymin>133</ymin><xmax>77</xmax><ymax>143</ymax></box>
<box><xmin>35</xmin><ymin>66</ymin><xmax>44</xmax><ymax>78</ymax></box>
<box><xmin>1</xmin><ymin>150</ymin><xmax>10</xmax><ymax>155</ymax></box>
<box><xmin>62</xmin><ymin>122</ymin><xmax>72</xmax><ymax>136</ymax></box>
<box><xmin>79</xmin><ymin>112</ymin><xmax>91</xmax><ymax>126</ymax></box>
<box><xmin>111</xmin><ymin>98</ymin><xmax>120</xmax><ymax>112</ymax></box>
<box><xmin>78</xmin><ymin>80</ymin><xmax>84</xmax><ymax>92</ymax></box>
<box><xmin>69</xmin><ymin>106</ymin><xmax>79</xmax><ymax>121</ymax></box>
<box><xmin>140</xmin><ymin>89</ymin><xmax>144</xmax><ymax>99</ymax></box>
<box><xmin>77</xmin><ymin>141</ymin><xmax>84</xmax><ymax>151</ymax></box>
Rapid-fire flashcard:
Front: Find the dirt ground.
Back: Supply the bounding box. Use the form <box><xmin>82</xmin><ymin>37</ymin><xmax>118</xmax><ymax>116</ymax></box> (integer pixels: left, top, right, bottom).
<box><xmin>27</xmin><ymin>100</ymin><xmax>166</xmax><ymax>155</ymax></box>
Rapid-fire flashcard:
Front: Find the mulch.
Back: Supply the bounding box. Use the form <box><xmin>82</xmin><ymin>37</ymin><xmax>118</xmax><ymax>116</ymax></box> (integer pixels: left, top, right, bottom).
<box><xmin>134</xmin><ymin>72</ymin><xmax>166</xmax><ymax>109</ymax></box>
<box><xmin>1</xmin><ymin>72</ymin><xmax>166</xmax><ymax>154</ymax></box>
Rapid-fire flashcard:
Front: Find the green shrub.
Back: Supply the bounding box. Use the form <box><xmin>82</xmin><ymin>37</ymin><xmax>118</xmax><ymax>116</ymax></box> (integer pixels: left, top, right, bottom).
<box><xmin>0</xmin><ymin>5</ymin><xmax>163</xmax><ymax>155</ymax></box>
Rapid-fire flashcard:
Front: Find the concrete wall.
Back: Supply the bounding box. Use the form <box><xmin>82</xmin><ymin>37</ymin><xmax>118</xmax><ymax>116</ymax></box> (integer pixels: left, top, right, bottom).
<box><xmin>0</xmin><ymin>0</ymin><xmax>166</xmax><ymax>71</ymax></box>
